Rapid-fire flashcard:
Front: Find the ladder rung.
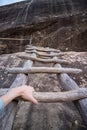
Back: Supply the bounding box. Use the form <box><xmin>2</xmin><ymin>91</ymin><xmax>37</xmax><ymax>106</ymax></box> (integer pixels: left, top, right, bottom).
<box><xmin>25</xmin><ymin>50</ymin><xmax>60</xmax><ymax>57</ymax></box>
<box><xmin>26</xmin><ymin>46</ymin><xmax>60</xmax><ymax>52</ymax></box>
<box><xmin>0</xmin><ymin>88</ymin><xmax>87</xmax><ymax>103</ymax></box>
<box><xmin>18</xmin><ymin>54</ymin><xmax>69</xmax><ymax>64</ymax></box>
<box><xmin>7</xmin><ymin>67</ymin><xmax>82</xmax><ymax>74</ymax></box>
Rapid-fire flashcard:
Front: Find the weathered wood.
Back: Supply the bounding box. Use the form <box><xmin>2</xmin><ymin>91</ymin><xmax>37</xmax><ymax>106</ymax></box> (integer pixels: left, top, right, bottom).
<box><xmin>25</xmin><ymin>49</ymin><xmax>61</xmax><ymax>57</ymax></box>
<box><xmin>0</xmin><ymin>53</ymin><xmax>36</xmax><ymax>130</ymax></box>
<box><xmin>1</xmin><ymin>88</ymin><xmax>87</xmax><ymax>103</ymax></box>
<box><xmin>0</xmin><ymin>37</ymin><xmax>30</xmax><ymax>41</ymax></box>
<box><xmin>34</xmin><ymin>88</ymin><xmax>87</xmax><ymax>102</ymax></box>
<box><xmin>25</xmin><ymin>50</ymin><xmax>61</xmax><ymax>57</ymax></box>
<box><xmin>0</xmin><ymin>74</ymin><xmax>27</xmax><ymax>130</ymax></box>
<box><xmin>12</xmin><ymin>102</ymin><xmax>31</xmax><ymax>130</ymax></box>
<box><xmin>18</xmin><ymin>54</ymin><xmax>69</xmax><ymax>64</ymax></box>
<box><xmin>25</xmin><ymin>50</ymin><xmax>74</xmax><ymax>57</ymax></box>
<box><xmin>0</xmin><ymin>102</ymin><xmax>17</xmax><ymax>130</ymax></box>
<box><xmin>50</xmin><ymin>52</ymin><xmax>87</xmax><ymax>126</ymax></box>
<box><xmin>0</xmin><ymin>63</ymin><xmax>28</xmax><ymax>130</ymax></box>
<box><xmin>26</xmin><ymin>46</ymin><xmax>60</xmax><ymax>52</ymax></box>
<box><xmin>7</xmin><ymin>67</ymin><xmax>82</xmax><ymax>74</ymax></box>
<box><xmin>12</xmin><ymin>53</ymin><xmax>37</xmax><ymax>130</ymax></box>
<box><xmin>55</xmin><ymin>63</ymin><xmax>87</xmax><ymax>126</ymax></box>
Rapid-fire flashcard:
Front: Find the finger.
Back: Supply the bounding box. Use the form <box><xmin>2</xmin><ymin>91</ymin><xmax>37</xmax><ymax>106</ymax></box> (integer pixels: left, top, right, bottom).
<box><xmin>29</xmin><ymin>96</ymin><xmax>38</xmax><ymax>105</ymax></box>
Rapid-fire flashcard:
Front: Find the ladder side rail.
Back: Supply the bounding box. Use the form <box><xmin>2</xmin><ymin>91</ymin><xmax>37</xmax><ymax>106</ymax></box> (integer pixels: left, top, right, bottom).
<box><xmin>51</xmin><ymin>52</ymin><xmax>87</xmax><ymax>126</ymax></box>
<box><xmin>0</xmin><ymin>53</ymin><xmax>36</xmax><ymax>130</ymax></box>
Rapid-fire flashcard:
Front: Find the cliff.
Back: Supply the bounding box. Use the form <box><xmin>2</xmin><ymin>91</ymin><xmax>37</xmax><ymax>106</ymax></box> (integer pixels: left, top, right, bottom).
<box><xmin>0</xmin><ymin>0</ymin><xmax>87</xmax><ymax>53</ymax></box>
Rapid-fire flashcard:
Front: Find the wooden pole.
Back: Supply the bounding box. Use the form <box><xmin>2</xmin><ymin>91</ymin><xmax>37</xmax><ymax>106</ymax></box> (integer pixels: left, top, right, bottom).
<box><xmin>0</xmin><ymin>88</ymin><xmax>87</xmax><ymax>103</ymax></box>
<box><xmin>18</xmin><ymin>54</ymin><xmax>69</xmax><ymax>64</ymax></box>
<box><xmin>12</xmin><ymin>53</ymin><xmax>37</xmax><ymax>130</ymax></box>
<box><xmin>0</xmin><ymin>37</ymin><xmax>30</xmax><ymax>41</ymax></box>
<box><xmin>26</xmin><ymin>46</ymin><xmax>60</xmax><ymax>53</ymax></box>
<box><xmin>0</xmin><ymin>53</ymin><xmax>36</xmax><ymax>130</ymax></box>
<box><xmin>7</xmin><ymin>67</ymin><xmax>82</xmax><ymax>74</ymax></box>
<box><xmin>25</xmin><ymin>49</ymin><xmax>70</xmax><ymax>57</ymax></box>
<box><xmin>25</xmin><ymin>50</ymin><xmax>61</xmax><ymax>57</ymax></box>
<box><xmin>54</xmin><ymin>58</ymin><xmax>87</xmax><ymax>126</ymax></box>
<box><xmin>0</xmin><ymin>71</ymin><xmax>27</xmax><ymax>130</ymax></box>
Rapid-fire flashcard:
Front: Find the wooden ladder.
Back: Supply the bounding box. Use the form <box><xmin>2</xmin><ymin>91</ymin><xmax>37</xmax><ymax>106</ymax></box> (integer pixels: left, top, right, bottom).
<box><xmin>0</xmin><ymin>45</ymin><xmax>87</xmax><ymax>129</ymax></box>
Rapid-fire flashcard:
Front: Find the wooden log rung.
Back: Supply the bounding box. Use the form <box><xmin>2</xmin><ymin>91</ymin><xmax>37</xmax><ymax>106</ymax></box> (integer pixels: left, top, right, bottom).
<box><xmin>26</xmin><ymin>46</ymin><xmax>60</xmax><ymax>53</ymax></box>
<box><xmin>25</xmin><ymin>50</ymin><xmax>61</xmax><ymax>57</ymax></box>
<box><xmin>18</xmin><ymin>54</ymin><xmax>69</xmax><ymax>64</ymax></box>
<box><xmin>7</xmin><ymin>67</ymin><xmax>82</xmax><ymax>74</ymax></box>
<box><xmin>0</xmin><ymin>88</ymin><xmax>87</xmax><ymax>103</ymax></box>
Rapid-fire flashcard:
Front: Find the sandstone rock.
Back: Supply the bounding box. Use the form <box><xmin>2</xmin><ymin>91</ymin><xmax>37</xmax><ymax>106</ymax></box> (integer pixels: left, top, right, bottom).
<box><xmin>0</xmin><ymin>0</ymin><xmax>87</xmax><ymax>54</ymax></box>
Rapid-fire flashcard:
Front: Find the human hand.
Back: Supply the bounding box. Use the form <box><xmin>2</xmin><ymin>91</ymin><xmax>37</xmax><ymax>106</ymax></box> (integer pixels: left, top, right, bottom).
<box><xmin>0</xmin><ymin>85</ymin><xmax>38</xmax><ymax>107</ymax></box>
<box><xmin>20</xmin><ymin>85</ymin><xmax>38</xmax><ymax>105</ymax></box>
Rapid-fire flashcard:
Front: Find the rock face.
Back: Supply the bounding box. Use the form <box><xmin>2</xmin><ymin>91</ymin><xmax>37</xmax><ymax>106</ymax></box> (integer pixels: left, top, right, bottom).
<box><xmin>0</xmin><ymin>0</ymin><xmax>87</xmax><ymax>54</ymax></box>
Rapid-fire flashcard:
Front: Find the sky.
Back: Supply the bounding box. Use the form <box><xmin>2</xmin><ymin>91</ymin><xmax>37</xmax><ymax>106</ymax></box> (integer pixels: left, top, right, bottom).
<box><xmin>0</xmin><ymin>0</ymin><xmax>25</xmax><ymax>6</ymax></box>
